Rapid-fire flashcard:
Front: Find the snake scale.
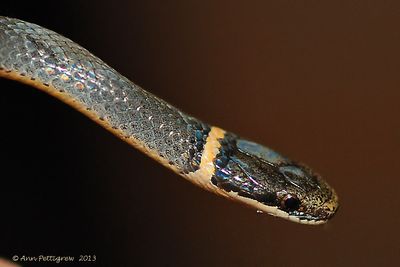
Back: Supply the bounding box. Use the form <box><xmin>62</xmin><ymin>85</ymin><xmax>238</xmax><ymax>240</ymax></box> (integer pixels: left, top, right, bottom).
<box><xmin>0</xmin><ymin>17</ymin><xmax>338</xmax><ymax>225</ymax></box>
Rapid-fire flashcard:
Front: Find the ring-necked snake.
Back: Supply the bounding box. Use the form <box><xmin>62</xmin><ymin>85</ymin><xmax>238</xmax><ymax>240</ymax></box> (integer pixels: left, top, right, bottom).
<box><xmin>0</xmin><ymin>17</ymin><xmax>338</xmax><ymax>225</ymax></box>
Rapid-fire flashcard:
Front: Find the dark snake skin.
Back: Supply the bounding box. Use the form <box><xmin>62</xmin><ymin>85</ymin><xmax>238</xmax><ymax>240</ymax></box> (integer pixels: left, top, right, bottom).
<box><xmin>0</xmin><ymin>16</ymin><xmax>210</xmax><ymax>173</ymax></box>
<box><xmin>0</xmin><ymin>16</ymin><xmax>339</xmax><ymax>224</ymax></box>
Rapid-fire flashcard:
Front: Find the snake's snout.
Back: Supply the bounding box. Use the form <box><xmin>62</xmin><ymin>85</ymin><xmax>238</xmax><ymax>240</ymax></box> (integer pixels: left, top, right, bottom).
<box><xmin>300</xmin><ymin>182</ymin><xmax>339</xmax><ymax>224</ymax></box>
<box><xmin>319</xmin><ymin>189</ymin><xmax>339</xmax><ymax>220</ymax></box>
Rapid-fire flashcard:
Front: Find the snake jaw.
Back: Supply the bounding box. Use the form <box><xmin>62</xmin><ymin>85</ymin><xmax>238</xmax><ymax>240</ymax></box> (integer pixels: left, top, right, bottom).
<box><xmin>265</xmin><ymin>188</ymin><xmax>339</xmax><ymax>225</ymax></box>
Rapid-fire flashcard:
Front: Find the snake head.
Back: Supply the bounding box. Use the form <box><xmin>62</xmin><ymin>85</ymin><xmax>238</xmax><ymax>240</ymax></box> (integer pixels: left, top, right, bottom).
<box><xmin>211</xmin><ymin>136</ymin><xmax>339</xmax><ymax>225</ymax></box>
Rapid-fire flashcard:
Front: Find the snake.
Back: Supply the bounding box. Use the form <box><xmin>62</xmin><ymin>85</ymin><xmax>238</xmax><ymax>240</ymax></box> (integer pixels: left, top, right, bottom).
<box><xmin>0</xmin><ymin>16</ymin><xmax>338</xmax><ymax>225</ymax></box>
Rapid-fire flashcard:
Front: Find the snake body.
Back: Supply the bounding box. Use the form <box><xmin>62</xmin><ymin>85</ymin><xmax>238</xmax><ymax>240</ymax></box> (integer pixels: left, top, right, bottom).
<box><xmin>0</xmin><ymin>17</ymin><xmax>338</xmax><ymax>224</ymax></box>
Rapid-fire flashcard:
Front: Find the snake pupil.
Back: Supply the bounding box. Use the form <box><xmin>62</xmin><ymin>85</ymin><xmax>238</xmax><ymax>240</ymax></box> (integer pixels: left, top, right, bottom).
<box><xmin>282</xmin><ymin>194</ymin><xmax>300</xmax><ymax>211</ymax></box>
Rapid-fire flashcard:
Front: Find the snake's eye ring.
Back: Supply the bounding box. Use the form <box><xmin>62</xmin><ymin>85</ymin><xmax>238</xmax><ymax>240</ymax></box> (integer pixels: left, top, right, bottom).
<box><xmin>281</xmin><ymin>194</ymin><xmax>300</xmax><ymax>211</ymax></box>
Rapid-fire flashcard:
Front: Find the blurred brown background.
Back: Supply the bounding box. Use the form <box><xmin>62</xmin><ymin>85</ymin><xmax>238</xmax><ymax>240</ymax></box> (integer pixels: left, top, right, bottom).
<box><xmin>1</xmin><ymin>1</ymin><xmax>399</xmax><ymax>266</ymax></box>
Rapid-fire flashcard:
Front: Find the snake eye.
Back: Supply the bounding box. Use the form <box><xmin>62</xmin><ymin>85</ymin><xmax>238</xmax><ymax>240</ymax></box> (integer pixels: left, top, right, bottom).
<box><xmin>281</xmin><ymin>194</ymin><xmax>300</xmax><ymax>211</ymax></box>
